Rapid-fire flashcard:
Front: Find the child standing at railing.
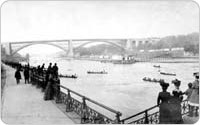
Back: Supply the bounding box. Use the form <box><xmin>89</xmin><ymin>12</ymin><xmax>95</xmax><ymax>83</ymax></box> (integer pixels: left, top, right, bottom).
<box><xmin>183</xmin><ymin>83</ymin><xmax>193</xmax><ymax>116</ymax></box>
<box><xmin>188</xmin><ymin>73</ymin><xmax>199</xmax><ymax>117</ymax></box>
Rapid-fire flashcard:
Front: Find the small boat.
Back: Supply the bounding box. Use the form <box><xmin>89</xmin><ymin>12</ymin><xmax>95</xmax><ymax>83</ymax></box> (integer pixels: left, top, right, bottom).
<box><xmin>160</xmin><ymin>72</ymin><xmax>176</xmax><ymax>76</ymax></box>
<box><xmin>153</xmin><ymin>65</ymin><xmax>161</xmax><ymax>68</ymax></box>
<box><xmin>87</xmin><ymin>71</ymin><xmax>108</xmax><ymax>74</ymax></box>
<box><xmin>113</xmin><ymin>60</ymin><xmax>136</xmax><ymax>64</ymax></box>
<box><xmin>143</xmin><ymin>77</ymin><xmax>163</xmax><ymax>83</ymax></box>
<box><xmin>59</xmin><ymin>74</ymin><xmax>77</xmax><ymax>79</ymax></box>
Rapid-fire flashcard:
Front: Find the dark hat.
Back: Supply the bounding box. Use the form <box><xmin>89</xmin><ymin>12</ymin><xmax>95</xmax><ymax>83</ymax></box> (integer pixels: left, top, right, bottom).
<box><xmin>188</xmin><ymin>83</ymin><xmax>193</xmax><ymax>88</ymax></box>
<box><xmin>172</xmin><ymin>79</ymin><xmax>181</xmax><ymax>87</ymax></box>
<box><xmin>159</xmin><ymin>80</ymin><xmax>169</xmax><ymax>88</ymax></box>
<box><xmin>193</xmin><ymin>72</ymin><xmax>199</xmax><ymax>77</ymax></box>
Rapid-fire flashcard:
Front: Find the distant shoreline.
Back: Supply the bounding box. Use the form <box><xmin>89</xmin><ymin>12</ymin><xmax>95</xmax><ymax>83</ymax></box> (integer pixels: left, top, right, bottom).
<box><xmin>73</xmin><ymin>56</ymin><xmax>199</xmax><ymax>63</ymax></box>
<box><xmin>149</xmin><ymin>56</ymin><xmax>199</xmax><ymax>63</ymax></box>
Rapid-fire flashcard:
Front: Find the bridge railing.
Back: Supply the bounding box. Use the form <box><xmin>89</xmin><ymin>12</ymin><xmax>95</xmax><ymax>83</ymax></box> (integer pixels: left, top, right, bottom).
<box><xmin>30</xmin><ymin>70</ymin><xmax>122</xmax><ymax>124</ymax></box>
<box><xmin>120</xmin><ymin>100</ymin><xmax>189</xmax><ymax>124</ymax></box>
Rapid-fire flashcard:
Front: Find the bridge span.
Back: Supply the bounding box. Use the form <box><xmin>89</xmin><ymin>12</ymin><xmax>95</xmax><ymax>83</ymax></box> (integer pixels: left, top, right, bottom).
<box><xmin>1</xmin><ymin>38</ymin><xmax>160</xmax><ymax>56</ymax></box>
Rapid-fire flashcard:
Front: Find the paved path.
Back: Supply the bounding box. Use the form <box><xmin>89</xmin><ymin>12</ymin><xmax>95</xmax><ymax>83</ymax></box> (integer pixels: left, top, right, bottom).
<box><xmin>1</xmin><ymin>65</ymin><xmax>74</xmax><ymax>124</ymax></box>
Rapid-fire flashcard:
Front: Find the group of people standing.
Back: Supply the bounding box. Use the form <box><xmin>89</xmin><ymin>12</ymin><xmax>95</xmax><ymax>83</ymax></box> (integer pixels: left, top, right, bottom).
<box><xmin>157</xmin><ymin>73</ymin><xmax>199</xmax><ymax>124</ymax></box>
<box><xmin>14</xmin><ymin>62</ymin><xmax>59</xmax><ymax>85</ymax></box>
<box><xmin>14</xmin><ymin>62</ymin><xmax>59</xmax><ymax>101</ymax></box>
<box><xmin>14</xmin><ymin>63</ymin><xmax>30</xmax><ymax>84</ymax></box>
<box><xmin>43</xmin><ymin>63</ymin><xmax>59</xmax><ymax>100</ymax></box>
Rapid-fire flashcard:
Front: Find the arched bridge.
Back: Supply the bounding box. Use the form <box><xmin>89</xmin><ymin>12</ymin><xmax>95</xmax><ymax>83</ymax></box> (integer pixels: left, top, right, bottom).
<box><xmin>2</xmin><ymin>38</ymin><xmax>160</xmax><ymax>56</ymax></box>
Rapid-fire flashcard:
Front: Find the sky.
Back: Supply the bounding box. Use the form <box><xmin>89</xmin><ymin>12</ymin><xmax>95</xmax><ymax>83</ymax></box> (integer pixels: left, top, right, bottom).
<box><xmin>1</xmin><ymin>0</ymin><xmax>199</xmax><ymax>54</ymax></box>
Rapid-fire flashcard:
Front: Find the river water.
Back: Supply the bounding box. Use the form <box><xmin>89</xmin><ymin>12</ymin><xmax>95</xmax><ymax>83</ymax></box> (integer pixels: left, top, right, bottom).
<box><xmin>29</xmin><ymin>56</ymin><xmax>199</xmax><ymax>119</ymax></box>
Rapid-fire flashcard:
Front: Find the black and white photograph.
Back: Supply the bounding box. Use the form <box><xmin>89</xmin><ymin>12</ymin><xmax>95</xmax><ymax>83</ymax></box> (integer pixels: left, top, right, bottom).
<box><xmin>1</xmin><ymin>0</ymin><xmax>199</xmax><ymax>124</ymax></box>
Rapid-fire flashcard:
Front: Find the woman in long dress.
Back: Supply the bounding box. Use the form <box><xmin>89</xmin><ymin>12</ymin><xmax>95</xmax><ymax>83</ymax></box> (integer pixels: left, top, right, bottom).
<box><xmin>44</xmin><ymin>74</ymin><xmax>54</xmax><ymax>100</ymax></box>
<box><xmin>157</xmin><ymin>81</ymin><xmax>171</xmax><ymax>124</ymax></box>
<box><xmin>188</xmin><ymin>74</ymin><xmax>199</xmax><ymax>117</ymax></box>
<box><xmin>170</xmin><ymin>79</ymin><xmax>183</xmax><ymax>124</ymax></box>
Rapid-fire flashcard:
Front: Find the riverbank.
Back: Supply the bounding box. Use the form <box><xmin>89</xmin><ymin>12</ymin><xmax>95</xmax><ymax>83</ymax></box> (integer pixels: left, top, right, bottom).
<box><xmin>1</xmin><ymin>65</ymin><xmax>74</xmax><ymax>124</ymax></box>
<box><xmin>74</xmin><ymin>56</ymin><xmax>199</xmax><ymax>63</ymax></box>
<box><xmin>150</xmin><ymin>57</ymin><xmax>199</xmax><ymax>63</ymax></box>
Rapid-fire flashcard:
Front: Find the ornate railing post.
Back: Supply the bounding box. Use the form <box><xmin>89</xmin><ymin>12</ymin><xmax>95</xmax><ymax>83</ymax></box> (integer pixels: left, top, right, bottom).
<box><xmin>115</xmin><ymin>112</ymin><xmax>122</xmax><ymax>124</ymax></box>
<box><xmin>66</xmin><ymin>90</ymin><xmax>72</xmax><ymax>112</ymax></box>
<box><xmin>144</xmin><ymin>110</ymin><xmax>149</xmax><ymax>124</ymax></box>
<box><xmin>81</xmin><ymin>97</ymin><xmax>88</xmax><ymax>123</ymax></box>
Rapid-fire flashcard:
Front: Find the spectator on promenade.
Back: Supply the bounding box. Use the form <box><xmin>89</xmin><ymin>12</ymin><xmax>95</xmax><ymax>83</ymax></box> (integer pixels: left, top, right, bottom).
<box><xmin>27</xmin><ymin>63</ymin><xmax>30</xmax><ymax>69</ymax></box>
<box><xmin>41</xmin><ymin>63</ymin><xmax>45</xmax><ymax>69</ymax></box>
<box><xmin>44</xmin><ymin>73</ymin><xmax>54</xmax><ymax>100</ymax></box>
<box><xmin>23</xmin><ymin>67</ymin><xmax>29</xmax><ymax>84</ymax></box>
<box><xmin>157</xmin><ymin>81</ymin><xmax>171</xmax><ymax>124</ymax></box>
<box><xmin>52</xmin><ymin>63</ymin><xmax>58</xmax><ymax>77</ymax></box>
<box><xmin>188</xmin><ymin>73</ymin><xmax>199</xmax><ymax>117</ymax></box>
<box><xmin>40</xmin><ymin>63</ymin><xmax>45</xmax><ymax>75</ymax></box>
<box><xmin>15</xmin><ymin>68</ymin><xmax>21</xmax><ymax>84</ymax></box>
<box><xmin>183</xmin><ymin>83</ymin><xmax>193</xmax><ymax>116</ymax></box>
<box><xmin>47</xmin><ymin>63</ymin><xmax>52</xmax><ymax>74</ymax></box>
<box><xmin>170</xmin><ymin>79</ymin><xmax>183</xmax><ymax>124</ymax></box>
<box><xmin>37</xmin><ymin>65</ymin><xmax>41</xmax><ymax>74</ymax></box>
<box><xmin>44</xmin><ymin>63</ymin><xmax>52</xmax><ymax>90</ymax></box>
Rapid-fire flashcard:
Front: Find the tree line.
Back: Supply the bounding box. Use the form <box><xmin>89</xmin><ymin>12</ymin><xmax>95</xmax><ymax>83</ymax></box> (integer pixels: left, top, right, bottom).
<box><xmin>137</xmin><ymin>32</ymin><xmax>199</xmax><ymax>55</ymax></box>
<box><xmin>77</xmin><ymin>32</ymin><xmax>199</xmax><ymax>56</ymax></box>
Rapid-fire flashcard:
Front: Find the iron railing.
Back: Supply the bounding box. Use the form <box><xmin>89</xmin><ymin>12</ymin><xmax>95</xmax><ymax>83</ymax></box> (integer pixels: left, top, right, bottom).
<box><xmin>30</xmin><ymin>70</ymin><xmax>122</xmax><ymax>124</ymax></box>
<box><xmin>120</xmin><ymin>100</ymin><xmax>189</xmax><ymax>124</ymax></box>
<box><xmin>3</xmin><ymin>61</ymin><xmax>191</xmax><ymax>124</ymax></box>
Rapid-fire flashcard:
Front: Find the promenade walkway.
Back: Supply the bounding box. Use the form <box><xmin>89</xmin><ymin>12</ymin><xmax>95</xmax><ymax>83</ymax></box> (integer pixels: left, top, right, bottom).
<box><xmin>1</xmin><ymin>65</ymin><xmax>74</xmax><ymax>124</ymax></box>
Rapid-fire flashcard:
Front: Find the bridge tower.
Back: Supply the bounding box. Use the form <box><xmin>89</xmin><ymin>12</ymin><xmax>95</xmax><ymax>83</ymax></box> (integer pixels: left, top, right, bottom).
<box><xmin>68</xmin><ymin>40</ymin><xmax>74</xmax><ymax>57</ymax></box>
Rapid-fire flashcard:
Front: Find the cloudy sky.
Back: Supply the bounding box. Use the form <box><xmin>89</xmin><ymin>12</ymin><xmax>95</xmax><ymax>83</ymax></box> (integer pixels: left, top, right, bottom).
<box><xmin>1</xmin><ymin>1</ymin><xmax>199</xmax><ymax>54</ymax></box>
<box><xmin>1</xmin><ymin>1</ymin><xmax>199</xmax><ymax>42</ymax></box>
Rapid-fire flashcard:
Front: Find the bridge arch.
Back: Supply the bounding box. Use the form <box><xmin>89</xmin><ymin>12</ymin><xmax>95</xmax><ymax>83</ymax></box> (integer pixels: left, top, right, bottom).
<box><xmin>74</xmin><ymin>41</ymin><xmax>125</xmax><ymax>51</ymax></box>
<box><xmin>11</xmin><ymin>42</ymin><xmax>69</xmax><ymax>56</ymax></box>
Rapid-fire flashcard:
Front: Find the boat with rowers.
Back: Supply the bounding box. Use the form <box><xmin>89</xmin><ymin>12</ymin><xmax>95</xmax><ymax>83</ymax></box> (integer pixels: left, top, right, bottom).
<box><xmin>87</xmin><ymin>70</ymin><xmax>108</xmax><ymax>74</ymax></box>
<box><xmin>153</xmin><ymin>65</ymin><xmax>161</xmax><ymax>68</ymax></box>
<box><xmin>59</xmin><ymin>74</ymin><xmax>77</xmax><ymax>79</ymax></box>
<box><xmin>143</xmin><ymin>77</ymin><xmax>164</xmax><ymax>83</ymax></box>
<box><xmin>160</xmin><ymin>72</ymin><xmax>176</xmax><ymax>76</ymax></box>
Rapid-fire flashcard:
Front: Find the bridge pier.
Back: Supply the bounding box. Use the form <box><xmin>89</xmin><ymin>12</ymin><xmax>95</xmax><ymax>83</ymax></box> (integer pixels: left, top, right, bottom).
<box><xmin>5</xmin><ymin>43</ymin><xmax>12</xmax><ymax>55</ymax></box>
<box><xmin>68</xmin><ymin>40</ymin><xmax>74</xmax><ymax>57</ymax></box>
<box><xmin>125</xmin><ymin>39</ymin><xmax>134</xmax><ymax>51</ymax></box>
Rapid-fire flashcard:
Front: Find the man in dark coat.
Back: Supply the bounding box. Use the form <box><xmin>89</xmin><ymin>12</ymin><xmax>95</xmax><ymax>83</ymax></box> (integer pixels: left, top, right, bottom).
<box><xmin>15</xmin><ymin>68</ymin><xmax>21</xmax><ymax>84</ymax></box>
<box><xmin>52</xmin><ymin>63</ymin><xmax>58</xmax><ymax>77</ymax></box>
<box><xmin>24</xmin><ymin>67</ymin><xmax>29</xmax><ymax>84</ymax></box>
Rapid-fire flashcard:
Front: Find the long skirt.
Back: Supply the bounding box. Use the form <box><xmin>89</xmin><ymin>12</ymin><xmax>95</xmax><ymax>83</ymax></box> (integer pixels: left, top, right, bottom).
<box><xmin>44</xmin><ymin>82</ymin><xmax>54</xmax><ymax>100</ymax></box>
<box><xmin>188</xmin><ymin>89</ymin><xmax>199</xmax><ymax>107</ymax></box>
<box><xmin>159</xmin><ymin>103</ymin><xmax>171</xmax><ymax>124</ymax></box>
<box><xmin>169</xmin><ymin>102</ymin><xmax>183</xmax><ymax>124</ymax></box>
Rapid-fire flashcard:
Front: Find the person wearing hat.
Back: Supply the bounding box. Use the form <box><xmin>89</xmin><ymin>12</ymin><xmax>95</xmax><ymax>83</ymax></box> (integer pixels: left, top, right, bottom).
<box><xmin>157</xmin><ymin>80</ymin><xmax>171</xmax><ymax>124</ymax></box>
<box><xmin>188</xmin><ymin>74</ymin><xmax>199</xmax><ymax>117</ymax></box>
<box><xmin>183</xmin><ymin>83</ymin><xmax>193</xmax><ymax>116</ymax></box>
<box><xmin>170</xmin><ymin>79</ymin><xmax>183</xmax><ymax>124</ymax></box>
